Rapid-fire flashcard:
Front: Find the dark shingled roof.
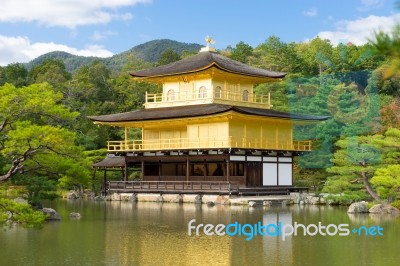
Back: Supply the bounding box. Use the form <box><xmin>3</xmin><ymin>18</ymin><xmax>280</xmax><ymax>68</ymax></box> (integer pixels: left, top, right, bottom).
<box><xmin>88</xmin><ymin>104</ymin><xmax>329</xmax><ymax>123</ymax></box>
<box><xmin>130</xmin><ymin>51</ymin><xmax>286</xmax><ymax>79</ymax></box>
<box><xmin>93</xmin><ymin>156</ymin><xmax>125</xmax><ymax>168</ymax></box>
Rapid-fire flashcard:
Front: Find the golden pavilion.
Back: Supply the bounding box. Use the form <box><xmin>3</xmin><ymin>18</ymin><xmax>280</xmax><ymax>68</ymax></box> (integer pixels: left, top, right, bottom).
<box><xmin>89</xmin><ymin>41</ymin><xmax>327</xmax><ymax>195</ymax></box>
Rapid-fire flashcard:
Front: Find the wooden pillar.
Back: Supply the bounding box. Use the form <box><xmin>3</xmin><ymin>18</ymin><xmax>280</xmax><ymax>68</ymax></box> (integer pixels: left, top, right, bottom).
<box><xmin>226</xmin><ymin>158</ymin><xmax>230</xmax><ymax>183</ymax></box>
<box><xmin>103</xmin><ymin>169</ymin><xmax>107</xmax><ymax>196</ymax></box>
<box><xmin>124</xmin><ymin>162</ymin><xmax>128</xmax><ymax>181</ymax></box>
<box><xmin>158</xmin><ymin>160</ymin><xmax>161</xmax><ymax>181</ymax></box>
<box><xmin>186</xmin><ymin>155</ymin><xmax>190</xmax><ymax>183</ymax></box>
<box><xmin>141</xmin><ymin>159</ymin><xmax>144</xmax><ymax>181</ymax></box>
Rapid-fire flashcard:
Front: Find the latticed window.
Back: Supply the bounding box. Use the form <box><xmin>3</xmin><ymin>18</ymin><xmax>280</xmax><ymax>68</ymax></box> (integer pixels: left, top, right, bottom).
<box><xmin>167</xmin><ymin>89</ymin><xmax>175</xmax><ymax>101</ymax></box>
<box><xmin>242</xmin><ymin>90</ymin><xmax>249</xmax><ymax>101</ymax></box>
<box><xmin>214</xmin><ymin>86</ymin><xmax>222</xmax><ymax>98</ymax></box>
<box><xmin>198</xmin><ymin>86</ymin><xmax>207</xmax><ymax>98</ymax></box>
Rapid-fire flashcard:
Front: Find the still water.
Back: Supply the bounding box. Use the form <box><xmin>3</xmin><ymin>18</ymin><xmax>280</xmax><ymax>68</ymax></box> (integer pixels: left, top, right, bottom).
<box><xmin>0</xmin><ymin>200</ymin><xmax>399</xmax><ymax>266</ymax></box>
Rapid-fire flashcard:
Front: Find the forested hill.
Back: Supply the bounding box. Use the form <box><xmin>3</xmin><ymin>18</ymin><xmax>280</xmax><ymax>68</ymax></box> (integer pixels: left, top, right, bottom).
<box><xmin>25</xmin><ymin>39</ymin><xmax>202</xmax><ymax>73</ymax></box>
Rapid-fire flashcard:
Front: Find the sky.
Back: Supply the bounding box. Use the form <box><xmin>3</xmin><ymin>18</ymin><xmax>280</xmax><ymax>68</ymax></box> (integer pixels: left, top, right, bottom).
<box><xmin>0</xmin><ymin>0</ymin><xmax>399</xmax><ymax>66</ymax></box>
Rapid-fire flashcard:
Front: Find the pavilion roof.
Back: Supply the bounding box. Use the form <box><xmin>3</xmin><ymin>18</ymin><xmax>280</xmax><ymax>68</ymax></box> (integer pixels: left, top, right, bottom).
<box><xmin>93</xmin><ymin>156</ymin><xmax>125</xmax><ymax>168</ymax></box>
<box><xmin>130</xmin><ymin>51</ymin><xmax>286</xmax><ymax>79</ymax></box>
<box><xmin>88</xmin><ymin>104</ymin><xmax>329</xmax><ymax>123</ymax></box>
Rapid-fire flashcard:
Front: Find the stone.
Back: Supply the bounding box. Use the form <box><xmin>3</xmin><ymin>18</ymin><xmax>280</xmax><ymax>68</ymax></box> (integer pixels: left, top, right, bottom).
<box><xmin>206</xmin><ymin>201</ymin><xmax>215</xmax><ymax>207</ymax></box>
<box><xmin>94</xmin><ymin>195</ymin><xmax>105</xmax><ymax>201</ymax></box>
<box><xmin>121</xmin><ymin>195</ymin><xmax>131</xmax><ymax>201</ymax></box>
<box><xmin>130</xmin><ymin>194</ymin><xmax>137</xmax><ymax>202</ymax></box>
<box><xmin>369</xmin><ymin>204</ymin><xmax>400</xmax><ymax>215</ymax></box>
<box><xmin>194</xmin><ymin>195</ymin><xmax>202</xmax><ymax>204</ymax></box>
<box><xmin>69</xmin><ymin>212</ymin><xmax>81</xmax><ymax>219</ymax></box>
<box><xmin>42</xmin><ymin>208</ymin><xmax>61</xmax><ymax>221</ymax></box>
<box><xmin>171</xmin><ymin>194</ymin><xmax>183</xmax><ymax>203</ymax></box>
<box><xmin>347</xmin><ymin>201</ymin><xmax>369</xmax><ymax>213</ymax></box>
<box><xmin>111</xmin><ymin>193</ymin><xmax>121</xmax><ymax>201</ymax></box>
<box><xmin>291</xmin><ymin>193</ymin><xmax>301</xmax><ymax>204</ymax></box>
<box><xmin>263</xmin><ymin>201</ymin><xmax>272</xmax><ymax>207</ymax></box>
<box><xmin>248</xmin><ymin>201</ymin><xmax>257</xmax><ymax>207</ymax></box>
<box><xmin>156</xmin><ymin>195</ymin><xmax>164</xmax><ymax>202</ymax></box>
<box><xmin>310</xmin><ymin>197</ymin><xmax>320</xmax><ymax>205</ymax></box>
<box><xmin>215</xmin><ymin>195</ymin><xmax>230</xmax><ymax>205</ymax></box>
<box><xmin>66</xmin><ymin>191</ymin><xmax>79</xmax><ymax>200</ymax></box>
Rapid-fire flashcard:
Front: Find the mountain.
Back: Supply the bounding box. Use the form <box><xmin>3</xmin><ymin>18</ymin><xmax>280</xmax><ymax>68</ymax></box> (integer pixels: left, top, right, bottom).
<box><xmin>25</xmin><ymin>39</ymin><xmax>202</xmax><ymax>73</ymax></box>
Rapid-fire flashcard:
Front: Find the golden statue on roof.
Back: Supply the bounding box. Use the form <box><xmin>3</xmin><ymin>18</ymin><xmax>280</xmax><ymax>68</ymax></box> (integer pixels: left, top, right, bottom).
<box><xmin>205</xmin><ymin>35</ymin><xmax>215</xmax><ymax>47</ymax></box>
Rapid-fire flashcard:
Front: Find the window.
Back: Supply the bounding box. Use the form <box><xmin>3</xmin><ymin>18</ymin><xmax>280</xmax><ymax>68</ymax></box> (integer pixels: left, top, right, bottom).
<box><xmin>214</xmin><ymin>86</ymin><xmax>222</xmax><ymax>98</ymax></box>
<box><xmin>198</xmin><ymin>86</ymin><xmax>207</xmax><ymax>98</ymax></box>
<box><xmin>167</xmin><ymin>89</ymin><xmax>175</xmax><ymax>101</ymax></box>
<box><xmin>242</xmin><ymin>90</ymin><xmax>249</xmax><ymax>101</ymax></box>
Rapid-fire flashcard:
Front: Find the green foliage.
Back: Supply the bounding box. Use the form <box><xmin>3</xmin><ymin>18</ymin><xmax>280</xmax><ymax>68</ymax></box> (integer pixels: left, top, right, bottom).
<box><xmin>325</xmin><ymin>192</ymin><xmax>367</xmax><ymax>205</ymax></box>
<box><xmin>250</xmin><ymin>36</ymin><xmax>302</xmax><ymax>72</ymax></box>
<box><xmin>323</xmin><ymin>128</ymin><xmax>400</xmax><ymax>200</ymax></box>
<box><xmin>12</xmin><ymin>176</ymin><xmax>59</xmax><ymax>203</ymax></box>
<box><xmin>157</xmin><ymin>48</ymin><xmax>181</xmax><ymax>65</ymax></box>
<box><xmin>0</xmin><ymin>198</ymin><xmax>47</xmax><ymax>228</ymax></box>
<box><xmin>370</xmin><ymin>165</ymin><xmax>400</xmax><ymax>199</ymax></box>
<box><xmin>0</xmin><ymin>83</ymin><xmax>89</xmax><ymax>188</ymax></box>
<box><xmin>1</xmin><ymin>36</ymin><xmax>397</xmax><ymax>199</ymax></box>
<box><xmin>2</xmin><ymin>63</ymin><xmax>28</xmax><ymax>87</ymax></box>
<box><xmin>391</xmin><ymin>199</ymin><xmax>400</xmax><ymax>209</ymax></box>
<box><xmin>29</xmin><ymin>58</ymin><xmax>71</xmax><ymax>91</ymax></box>
<box><xmin>229</xmin><ymin>41</ymin><xmax>253</xmax><ymax>63</ymax></box>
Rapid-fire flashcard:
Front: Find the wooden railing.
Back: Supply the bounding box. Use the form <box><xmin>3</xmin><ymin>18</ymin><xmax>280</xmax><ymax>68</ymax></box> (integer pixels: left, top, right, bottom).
<box><xmin>107</xmin><ymin>181</ymin><xmax>240</xmax><ymax>193</ymax></box>
<box><xmin>145</xmin><ymin>91</ymin><xmax>272</xmax><ymax>109</ymax></box>
<box><xmin>107</xmin><ymin>137</ymin><xmax>312</xmax><ymax>152</ymax></box>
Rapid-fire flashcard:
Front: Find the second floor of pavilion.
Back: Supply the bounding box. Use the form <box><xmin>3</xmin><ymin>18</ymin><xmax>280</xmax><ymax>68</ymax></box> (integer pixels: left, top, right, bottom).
<box><xmin>130</xmin><ymin>49</ymin><xmax>286</xmax><ymax>109</ymax></box>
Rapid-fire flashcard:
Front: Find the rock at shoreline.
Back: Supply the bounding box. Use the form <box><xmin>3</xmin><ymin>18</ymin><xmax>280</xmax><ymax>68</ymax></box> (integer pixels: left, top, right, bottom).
<box><xmin>369</xmin><ymin>204</ymin><xmax>400</xmax><ymax>215</ymax></box>
<box><xmin>263</xmin><ymin>201</ymin><xmax>272</xmax><ymax>207</ymax></box>
<box><xmin>194</xmin><ymin>195</ymin><xmax>202</xmax><ymax>204</ymax></box>
<box><xmin>69</xmin><ymin>212</ymin><xmax>81</xmax><ymax>219</ymax></box>
<box><xmin>111</xmin><ymin>193</ymin><xmax>121</xmax><ymax>201</ymax></box>
<box><xmin>66</xmin><ymin>191</ymin><xmax>79</xmax><ymax>200</ymax></box>
<box><xmin>42</xmin><ymin>208</ymin><xmax>61</xmax><ymax>221</ymax></box>
<box><xmin>206</xmin><ymin>201</ymin><xmax>215</xmax><ymax>207</ymax></box>
<box><xmin>248</xmin><ymin>201</ymin><xmax>257</xmax><ymax>207</ymax></box>
<box><xmin>347</xmin><ymin>201</ymin><xmax>369</xmax><ymax>213</ymax></box>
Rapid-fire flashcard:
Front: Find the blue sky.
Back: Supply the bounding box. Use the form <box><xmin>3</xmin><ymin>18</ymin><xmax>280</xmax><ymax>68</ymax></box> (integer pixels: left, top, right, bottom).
<box><xmin>0</xmin><ymin>0</ymin><xmax>399</xmax><ymax>66</ymax></box>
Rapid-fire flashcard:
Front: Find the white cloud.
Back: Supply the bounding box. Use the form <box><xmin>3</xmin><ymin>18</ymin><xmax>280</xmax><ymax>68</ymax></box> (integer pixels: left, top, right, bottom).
<box><xmin>0</xmin><ymin>0</ymin><xmax>150</xmax><ymax>28</ymax></box>
<box><xmin>0</xmin><ymin>35</ymin><xmax>113</xmax><ymax>66</ymax></box>
<box><xmin>316</xmin><ymin>14</ymin><xmax>400</xmax><ymax>45</ymax></box>
<box><xmin>304</xmin><ymin>8</ymin><xmax>318</xmax><ymax>17</ymax></box>
<box><xmin>357</xmin><ymin>0</ymin><xmax>385</xmax><ymax>11</ymax></box>
<box><xmin>90</xmin><ymin>30</ymin><xmax>118</xmax><ymax>41</ymax></box>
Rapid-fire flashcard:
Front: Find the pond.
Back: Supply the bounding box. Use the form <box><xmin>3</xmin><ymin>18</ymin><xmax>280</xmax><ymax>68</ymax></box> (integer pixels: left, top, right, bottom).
<box><xmin>0</xmin><ymin>200</ymin><xmax>399</xmax><ymax>265</ymax></box>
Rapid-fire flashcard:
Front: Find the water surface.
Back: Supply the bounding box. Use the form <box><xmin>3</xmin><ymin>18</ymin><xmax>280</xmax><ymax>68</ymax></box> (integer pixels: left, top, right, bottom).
<box><xmin>0</xmin><ymin>200</ymin><xmax>399</xmax><ymax>265</ymax></box>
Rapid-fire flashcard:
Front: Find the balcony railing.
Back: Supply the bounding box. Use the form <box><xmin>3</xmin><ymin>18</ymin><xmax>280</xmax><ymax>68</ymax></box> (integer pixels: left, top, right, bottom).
<box><xmin>107</xmin><ymin>137</ymin><xmax>312</xmax><ymax>152</ymax></box>
<box><xmin>144</xmin><ymin>91</ymin><xmax>272</xmax><ymax>109</ymax></box>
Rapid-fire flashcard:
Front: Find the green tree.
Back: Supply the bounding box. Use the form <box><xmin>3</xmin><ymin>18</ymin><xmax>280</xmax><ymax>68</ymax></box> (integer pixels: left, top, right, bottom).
<box><xmin>157</xmin><ymin>48</ymin><xmax>181</xmax><ymax>66</ymax></box>
<box><xmin>229</xmin><ymin>41</ymin><xmax>253</xmax><ymax>63</ymax></box>
<box><xmin>250</xmin><ymin>36</ymin><xmax>302</xmax><ymax>73</ymax></box>
<box><xmin>371</xmin><ymin>24</ymin><xmax>400</xmax><ymax>78</ymax></box>
<box><xmin>28</xmin><ymin>59</ymin><xmax>71</xmax><ymax>91</ymax></box>
<box><xmin>295</xmin><ymin>37</ymin><xmax>334</xmax><ymax>75</ymax></box>
<box><xmin>3</xmin><ymin>63</ymin><xmax>28</xmax><ymax>87</ymax></box>
<box><xmin>0</xmin><ymin>198</ymin><xmax>47</xmax><ymax>228</ymax></box>
<box><xmin>0</xmin><ymin>83</ymin><xmax>88</xmax><ymax>186</ymax></box>
<box><xmin>324</xmin><ymin>128</ymin><xmax>400</xmax><ymax>201</ymax></box>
